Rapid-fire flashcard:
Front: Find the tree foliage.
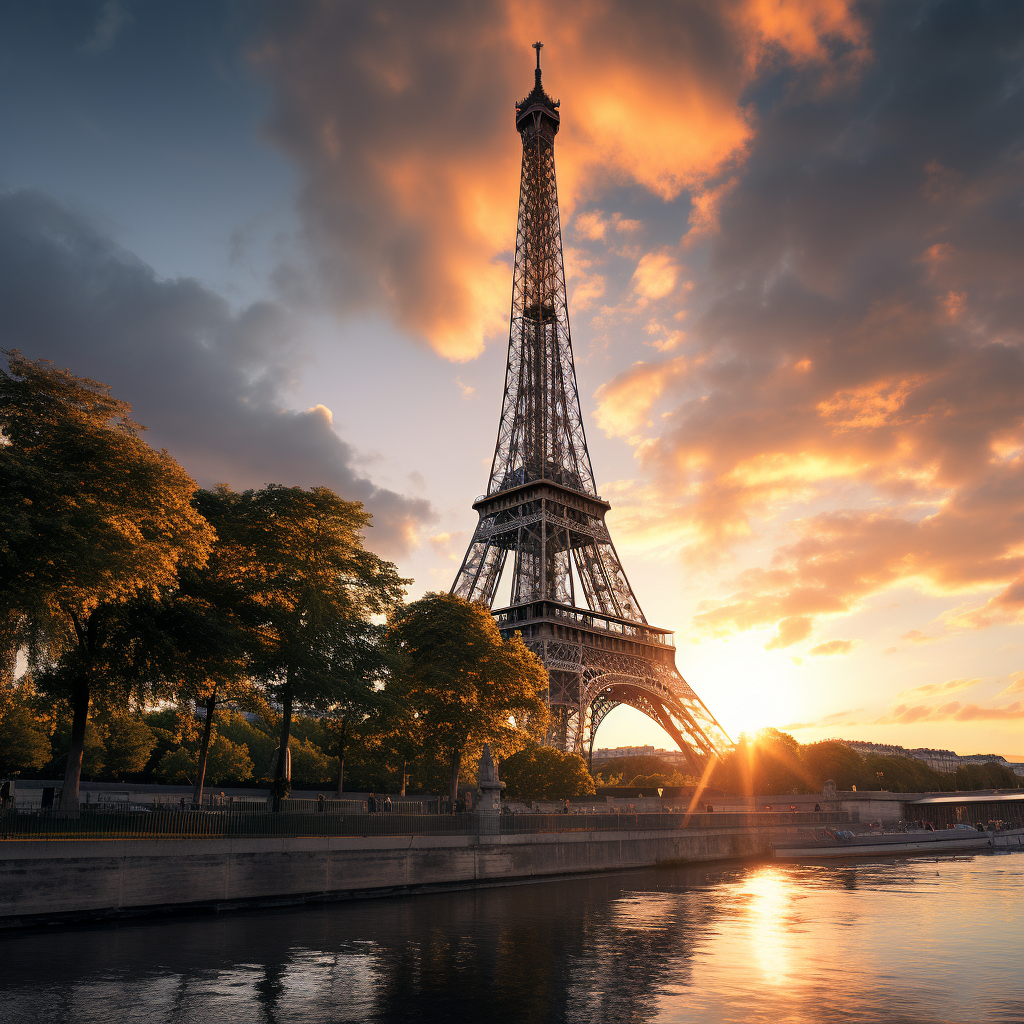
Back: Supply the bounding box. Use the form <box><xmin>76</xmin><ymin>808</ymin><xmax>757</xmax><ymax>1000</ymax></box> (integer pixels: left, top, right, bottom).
<box><xmin>101</xmin><ymin>714</ymin><xmax>157</xmax><ymax>778</ymax></box>
<box><xmin>157</xmin><ymin>733</ymin><xmax>255</xmax><ymax>786</ymax></box>
<box><xmin>500</xmin><ymin>746</ymin><xmax>595</xmax><ymax>801</ymax></box>
<box><xmin>0</xmin><ymin>699</ymin><xmax>50</xmax><ymax>776</ymax></box>
<box><xmin>148</xmin><ymin>486</ymin><xmax>262</xmax><ymax>804</ymax></box>
<box><xmin>0</xmin><ymin>352</ymin><xmax>214</xmax><ymax>806</ymax></box>
<box><xmin>709</xmin><ymin>729</ymin><xmax>1023</xmax><ymax>795</ymax></box>
<box><xmin>389</xmin><ymin>593</ymin><xmax>549</xmax><ymax>802</ymax></box>
<box><xmin>223</xmin><ymin>484</ymin><xmax>407</xmax><ymax>806</ymax></box>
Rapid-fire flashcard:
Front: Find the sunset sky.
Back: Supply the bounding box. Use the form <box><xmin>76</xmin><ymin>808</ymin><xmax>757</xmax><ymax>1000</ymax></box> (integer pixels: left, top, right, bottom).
<box><xmin>3</xmin><ymin>1</ymin><xmax>1023</xmax><ymax>759</ymax></box>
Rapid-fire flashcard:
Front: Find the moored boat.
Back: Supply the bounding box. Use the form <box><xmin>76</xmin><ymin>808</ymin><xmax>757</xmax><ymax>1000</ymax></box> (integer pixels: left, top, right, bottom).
<box><xmin>771</xmin><ymin>825</ymin><xmax>1012</xmax><ymax>860</ymax></box>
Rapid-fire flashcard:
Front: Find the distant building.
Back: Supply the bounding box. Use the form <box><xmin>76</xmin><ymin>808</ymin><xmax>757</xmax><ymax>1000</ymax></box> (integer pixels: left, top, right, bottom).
<box><xmin>591</xmin><ymin>746</ymin><xmax>691</xmax><ymax>767</ymax></box>
<box><xmin>835</xmin><ymin>739</ymin><xmax>1024</xmax><ymax>777</ymax></box>
<box><xmin>591</xmin><ymin>746</ymin><xmax>657</xmax><ymax>762</ymax></box>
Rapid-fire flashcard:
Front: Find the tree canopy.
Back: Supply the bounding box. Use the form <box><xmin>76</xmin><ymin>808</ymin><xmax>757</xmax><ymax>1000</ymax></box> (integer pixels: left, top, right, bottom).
<box><xmin>0</xmin><ymin>351</ymin><xmax>214</xmax><ymax>807</ymax></box>
<box><xmin>389</xmin><ymin>593</ymin><xmax>549</xmax><ymax>802</ymax></box>
<box><xmin>500</xmin><ymin>746</ymin><xmax>595</xmax><ymax>801</ymax></box>
<box><xmin>224</xmin><ymin>484</ymin><xmax>408</xmax><ymax>806</ymax></box>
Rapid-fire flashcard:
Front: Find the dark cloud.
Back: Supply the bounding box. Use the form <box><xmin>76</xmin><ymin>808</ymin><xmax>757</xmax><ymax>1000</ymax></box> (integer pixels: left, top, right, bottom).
<box><xmin>0</xmin><ymin>189</ymin><xmax>433</xmax><ymax>556</ymax></box>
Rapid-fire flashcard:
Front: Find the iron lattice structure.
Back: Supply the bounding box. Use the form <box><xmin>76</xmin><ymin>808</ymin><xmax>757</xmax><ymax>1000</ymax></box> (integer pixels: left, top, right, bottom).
<box><xmin>452</xmin><ymin>45</ymin><xmax>731</xmax><ymax>771</ymax></box>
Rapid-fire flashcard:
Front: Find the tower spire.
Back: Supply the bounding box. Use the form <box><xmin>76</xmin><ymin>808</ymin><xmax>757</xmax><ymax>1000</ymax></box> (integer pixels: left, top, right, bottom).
<box><xmin>452</xmin><ymin>53</ymin><xmax>731</xmax><ymax>768</ymax></box>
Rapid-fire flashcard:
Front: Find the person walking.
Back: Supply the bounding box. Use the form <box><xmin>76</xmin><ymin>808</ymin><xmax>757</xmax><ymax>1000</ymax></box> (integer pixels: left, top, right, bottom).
<box><xmin>367</xmin><ymin>792</ymin><xmax>377</xmax><ymax>813</ymax></box>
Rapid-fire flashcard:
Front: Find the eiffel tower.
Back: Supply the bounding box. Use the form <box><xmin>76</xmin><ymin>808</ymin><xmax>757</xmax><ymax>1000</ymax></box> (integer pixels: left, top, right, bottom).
<box><xmin>452</xmin><ymin>44</ymin><xmax>731</xmax><ymax>772</ymax></box>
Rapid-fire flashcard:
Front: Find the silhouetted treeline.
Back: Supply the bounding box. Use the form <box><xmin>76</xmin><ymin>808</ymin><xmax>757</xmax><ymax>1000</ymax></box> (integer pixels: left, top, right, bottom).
<box><xmin>708</xmin><ymin>730</ymin><xmax>1021</xmax><ymax>794</ymax></box>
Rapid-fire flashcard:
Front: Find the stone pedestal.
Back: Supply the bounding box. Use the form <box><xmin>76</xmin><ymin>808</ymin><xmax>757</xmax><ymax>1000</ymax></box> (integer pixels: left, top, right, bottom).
<box><xmin>476</xmin><ymin>744</ymin><xmax>505</xmax><ymax>814</ymax></box>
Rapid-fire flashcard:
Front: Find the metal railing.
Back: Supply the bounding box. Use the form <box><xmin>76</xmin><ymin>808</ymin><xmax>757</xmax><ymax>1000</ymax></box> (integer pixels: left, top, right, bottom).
<box><xmin>0</xmin><ymin>808</ymin><xmax>852</xmax><ymax>842</ymax></box>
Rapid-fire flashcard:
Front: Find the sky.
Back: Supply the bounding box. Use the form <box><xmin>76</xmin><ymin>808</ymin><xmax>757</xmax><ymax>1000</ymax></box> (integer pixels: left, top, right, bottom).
<box><xmin>2</xmin><ymin>0</ymin><xmax>1023</xmax><ymax>760</ymax></box>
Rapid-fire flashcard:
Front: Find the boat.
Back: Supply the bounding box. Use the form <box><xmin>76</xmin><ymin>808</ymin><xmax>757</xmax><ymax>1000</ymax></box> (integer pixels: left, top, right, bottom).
<box><xmin>771</xmin><ymin>825</ymin><xmax>1010</xmax><ymax>860</ymax></box>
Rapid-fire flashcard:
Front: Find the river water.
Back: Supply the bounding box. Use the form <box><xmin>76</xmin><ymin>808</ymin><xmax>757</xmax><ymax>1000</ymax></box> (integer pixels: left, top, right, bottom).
<box><xmin>2</xmin><ymin>851</ymin><xmax>1020</xmax><ymax>1023</ymax></box>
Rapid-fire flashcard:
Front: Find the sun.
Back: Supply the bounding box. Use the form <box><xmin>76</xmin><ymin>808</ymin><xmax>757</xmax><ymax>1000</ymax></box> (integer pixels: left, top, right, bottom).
<box><xmin>690</xmin><ymin>634</ymin><xmax>801</xmax><ymax>740</ymax></box>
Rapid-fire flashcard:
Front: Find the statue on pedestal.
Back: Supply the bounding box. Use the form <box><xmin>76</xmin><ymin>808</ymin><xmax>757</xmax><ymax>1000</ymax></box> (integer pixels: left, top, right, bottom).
<box><xmin>477</xmin><ymin>744</ymin><xmax>505</xmax><ymax>814</ymax></box>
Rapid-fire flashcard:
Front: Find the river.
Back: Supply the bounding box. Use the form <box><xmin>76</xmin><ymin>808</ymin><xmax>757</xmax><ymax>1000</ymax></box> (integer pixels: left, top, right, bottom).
<box><xmin>1</xmin><ymin>850</ymin><xmax>1020</xmax><ymax>1023</ymax></box>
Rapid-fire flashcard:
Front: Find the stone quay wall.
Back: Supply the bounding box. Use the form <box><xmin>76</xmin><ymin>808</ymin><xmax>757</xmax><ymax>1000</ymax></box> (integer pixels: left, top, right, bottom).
<box><xmin>0</xmin><ymin>825</ymin><xmax>775</xmax><ymax>928</ymax></box>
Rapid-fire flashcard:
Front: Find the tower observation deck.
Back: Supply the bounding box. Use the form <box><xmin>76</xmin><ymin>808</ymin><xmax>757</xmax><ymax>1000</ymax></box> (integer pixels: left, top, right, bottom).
<box><xmin>452</xmin><ymin>44</ymin><xmax>731</xmax><ymax>771</ymax></box>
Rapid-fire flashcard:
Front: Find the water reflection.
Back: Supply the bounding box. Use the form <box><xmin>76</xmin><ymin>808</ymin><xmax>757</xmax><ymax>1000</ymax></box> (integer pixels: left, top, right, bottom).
<box><xmin>1</xmin><ymin>853</ymin><xmax>1021</xmax><ymax>1023</ymax></box>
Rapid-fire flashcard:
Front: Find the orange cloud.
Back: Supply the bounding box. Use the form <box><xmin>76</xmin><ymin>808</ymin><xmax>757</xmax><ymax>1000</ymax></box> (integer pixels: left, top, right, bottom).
<box><xmin>997</xmin><ymin>672</ymin><xmax>1024</xmax><ymax>698</ymax></box>
<box><xmin>258</xmin><ymin>0</ymin><xmax>865</xmax><ymax>358</ymax></box>
<box><xmin>594</xmin><ymin>357</ymin><xmax>687</xmax><ymax>439</ymax></box>
<box><xmin>765</xmin><ymin>615</ymin><xmax>813</xmax><ymax>649</ymax></box>
<box><xmin>632</xmin><ymin>252</ymin><xmax>679</xmax><ymax>301</ymax></box>
<box><xmin>685</xmin><ymin>177</ymin><xmax>739</xmax><ymax>243</ymax></box>
<box><xmin>896</xmin><ymin>677</ymin><xmax>981</xmax><ymax>700</ymax></box>
<box><xmin>809</xmin><ymin>638</ymin><xmax>856</xmax><ymax>656</ymax></box>
<box><xmin>877</xmin><ymin>701</ymin><xmax>1024</xmax><ymax>725</ymax></box>
<box><xmin>737</xmin><ymin>0</ymin><xmax>865</xmax><ymax>62</ymax></box>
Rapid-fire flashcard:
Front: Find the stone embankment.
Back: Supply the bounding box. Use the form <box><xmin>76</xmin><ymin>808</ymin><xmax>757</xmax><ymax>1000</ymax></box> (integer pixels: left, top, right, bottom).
<box><xmin>0</xmin><ymin>824</ymin><xmax>777</xmax><ymax>928</ymax></box>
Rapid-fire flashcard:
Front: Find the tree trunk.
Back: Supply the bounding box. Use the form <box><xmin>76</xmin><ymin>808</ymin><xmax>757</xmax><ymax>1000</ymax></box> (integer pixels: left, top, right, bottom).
<box><xmin>335</xmin><ymin>717</ymin><xmax>347</xmax><ymax>797</ymax></box>
<box><xmin>59</xmin><ymin>676</ymin><xmax>90</xmax><ymax>811</ymax></box>
<box><xmin>448</xmin><ymin>747</ymin><xmax>462</xmax><ymax>808</ymax></box>
<box><xmin>273</xmin><ymin>683</ymin><xmax>293</xmax><ymax>812</ymax></box>
<box><xmin>400</xmin><ymin>759</ymin><xmax>407</xmax><ymax>797</ymax></box>
<box><xmin>193</xmin><ymin>691</ymin><xmax>217</xmax><ymax>807</ymax></box>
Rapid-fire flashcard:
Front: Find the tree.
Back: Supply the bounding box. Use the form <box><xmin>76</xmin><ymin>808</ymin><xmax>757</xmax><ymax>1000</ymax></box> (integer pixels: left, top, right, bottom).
<box><xmin>711</xmin><ymin>729</ymin><xmax>808</xmax><ymax>795</ymax></box>
<box><xmin>593</xmin><ymin>754</ymin><xmax>689</xmax><ymax>788</ymax></box>
<box><xmin>227</xmin><ymin>485</ymin><xmax>407</xmax><ymax>808</ymax></box>
<box><xmin>156</xmin><ymin>733</ymin><xmax>254</xmax><ymax>786</ymax></box>
<box><xmin>218</xmin><ymin>711</ymin><xmax>278</xmax><ymax>777</ymax></box>
<box><xmin>956</xmin><ymin>761</ymin><xmax>1021</xmax><ymax>790</ymax></box>
<box><xmin>500</xmin><ymin>746</ymin><xmax>595</xmax><ymax>801</ymax></box>
<box><xmin>150</xmin><ymin>486</ymin><xmax>260</xmax><ymax>806</ymax></box>
<box><xmin>800</xmin><ymin>740</ymin><xmax>869</xmax><ymax>792</ymax></box>
<box><xmin>0</xmin><ymin>697</ymin><xmax>51</xmax><ymax>776</ymax></box>
<box><xmin>0</xmin><ymin>352</ymin><xmax>214</xmax><ymax>808</ymax></box>
<box><xmin>101</xmin><ymin>714</ymin><xmax>156</xmax><ymax>779</ymax></box>
<box><xmin>389</xmin><ymin>593</ymin><xmax>549</xmax><ymax>804</ymax></box>
<box><xmin>302</xmin><ymin>621</ymin><xmax>404</xmax><ymax>796</ymax></box>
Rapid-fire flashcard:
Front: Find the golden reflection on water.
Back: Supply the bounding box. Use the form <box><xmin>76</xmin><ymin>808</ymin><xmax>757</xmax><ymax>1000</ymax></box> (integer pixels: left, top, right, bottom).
<box><xmin>742</xmin><ymin>869</ymin><xmax>795</xmax><ymax>987</ymax></box>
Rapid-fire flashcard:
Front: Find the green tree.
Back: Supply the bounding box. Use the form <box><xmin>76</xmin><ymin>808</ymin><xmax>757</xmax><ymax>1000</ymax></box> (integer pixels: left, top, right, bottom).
<box><xmin>0</xmin><ymin>700</ymin><xmax>51</xmax><ymax>776</ymax></box>
<box><xmin>150</xmin><ymin>486</ymin><xmax>261</xmax><ymax>806</ymax></box>
<box><xmin>800</xmin><ymin>740</ymin><xmax>869</xmax><ymax>792</ymax></box>
<box><xmin>956</xmin><ymin>761</ymin><xmax>1021</xmax><ymax>790</ymax></box>
<box><xmin>228</xmin><ymin>485</ymin><xmax>407</xmax><ymax>808</ymax></box>
<box><xmin>711</xmin><ymin>729</ymin><xmax>808</xmax><ymax>795</ymax></box>
<box><xmin>0</xmin><ymin>353</ymin><xmax>214</xmax><ymax>808</ymax></box>
<box><xmin>289</xmin><ymin>736</ymin><xmax>337</xmax><ymax>786</ymax></box>
<box><xmin>500</xmin><ymin>746</ymin><xmax>595</xmax><ymax>801</ymax></box>
<box><xmin>594</xmin><ymin>754</ymin><xmax>680</xmax><ymax>786</ymax></box>
<box><xmin>302</xmin><ymin>622</ymin><xmax>402</xmax><ymax>796</ymax></box>
<box><xmin>156</xmin><ymin>733</ymin><xmax>254</xmax><ymax>786</ymax></box>
<box><xmin>47</xmin><ymin>715</ymin><xmax>106</xmax><ymax>779</ymax></box>
<box><xmin>218</xmin><ymin>712</ymin><xmax>278</xmax><ymax>777</ymax></box>
<box><xmin>390</xmin><ymin>593</ymin><xmax>549</xmax><ymax>804</ymax></box>
<box><xmin>100</xmin><ymin>714</ymin><xmax>156</xmax><ymax>779</ymax></box>
<box><xmin>862</xmin><ymin>754</ymin><xmax>952</xmax><ymax>793</ymax></box>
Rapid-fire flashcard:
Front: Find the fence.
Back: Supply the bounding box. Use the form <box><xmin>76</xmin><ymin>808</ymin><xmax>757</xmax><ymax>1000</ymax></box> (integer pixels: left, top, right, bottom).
<box><xmin>0</xmin><ymin>807</ymin><xmax>852</xmax><ymax>842</ymax></box>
